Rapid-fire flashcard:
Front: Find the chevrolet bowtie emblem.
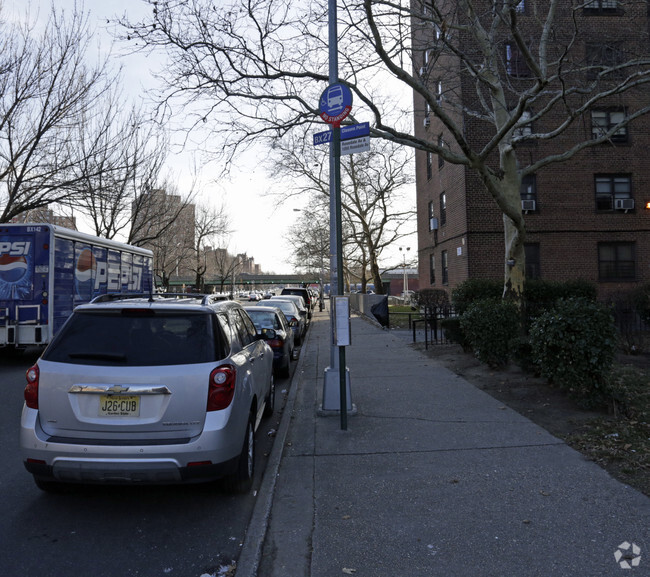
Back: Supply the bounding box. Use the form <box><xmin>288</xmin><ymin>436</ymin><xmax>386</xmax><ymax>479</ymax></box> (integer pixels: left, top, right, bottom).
<box><xmin>106</xmin><ymin>385</ymin><xmax>130</xmax><ymax>394</ymax></box>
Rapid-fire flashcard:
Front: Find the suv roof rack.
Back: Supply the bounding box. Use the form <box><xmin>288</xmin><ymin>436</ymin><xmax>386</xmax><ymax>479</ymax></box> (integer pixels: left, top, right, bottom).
<box><xmin>89</xmin><ymin>292</ymin><xmax>233</xmax><ymax>305</ymax></box>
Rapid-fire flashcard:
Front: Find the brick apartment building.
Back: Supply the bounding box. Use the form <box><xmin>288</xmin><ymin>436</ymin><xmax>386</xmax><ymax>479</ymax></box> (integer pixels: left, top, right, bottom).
<box><xmin>413</xmin><ymin>0</ymin><xmax>650</xmax><ymax>300</ymax></box>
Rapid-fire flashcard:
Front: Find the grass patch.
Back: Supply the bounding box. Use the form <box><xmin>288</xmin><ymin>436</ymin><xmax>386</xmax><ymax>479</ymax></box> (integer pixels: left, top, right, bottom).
<box><xmin>388</xmin><ymin>305</ymin><xmax>422</xmax><ymax>329</ymax></box>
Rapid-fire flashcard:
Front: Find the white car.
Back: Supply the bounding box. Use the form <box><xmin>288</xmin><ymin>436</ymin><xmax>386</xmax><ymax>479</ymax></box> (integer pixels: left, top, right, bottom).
<box><xmin>21</xmin><ymin>294</ymin><xmax>275</xmax><ymax>493</ymax></box>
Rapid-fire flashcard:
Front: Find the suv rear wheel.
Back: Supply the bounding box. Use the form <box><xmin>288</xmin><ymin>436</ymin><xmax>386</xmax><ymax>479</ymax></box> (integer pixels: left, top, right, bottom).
<box><xmin>224</xmin><ymin>413</ymin><xmax>255</xmax><ymax>493</ymax></box>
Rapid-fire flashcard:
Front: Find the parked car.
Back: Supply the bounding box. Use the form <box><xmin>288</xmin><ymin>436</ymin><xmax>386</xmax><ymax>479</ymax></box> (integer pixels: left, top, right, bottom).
<box><xmin>20</xmin><ymin>294</ymin><xmax>275</xmax><ymax>493</ymax></box>
<box><xmin>270</xmin><ymin>295</ymin><xmax>309</xmax><ymax>324</ymax></box>
<box><xmin>259</xmin><ymin>299</ymin><xmax>306</xmax><ymax>345</ymax></box>
<box><xmin>244</xmin><ymin>305</ymin><xmax>294</xmax><ymax>377</ymax></box>
<box><xmin>280</xmin><ymin>287</ymin><xmax>314</xmax><ymax>318</ymax></box>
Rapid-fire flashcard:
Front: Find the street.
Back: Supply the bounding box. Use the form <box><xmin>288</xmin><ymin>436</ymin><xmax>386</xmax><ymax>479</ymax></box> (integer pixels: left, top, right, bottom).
<box><xmin>0</xmin><ymin>348</ymin><xmax>293</xmax><ymax>577</ymax></box>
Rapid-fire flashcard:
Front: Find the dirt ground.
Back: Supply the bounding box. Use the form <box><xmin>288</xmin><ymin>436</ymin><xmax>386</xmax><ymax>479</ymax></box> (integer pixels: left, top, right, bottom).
<box><xmin>409</xmin><ymin>340</ymin><xmax>650</xmax><ymax>498</ymax></box>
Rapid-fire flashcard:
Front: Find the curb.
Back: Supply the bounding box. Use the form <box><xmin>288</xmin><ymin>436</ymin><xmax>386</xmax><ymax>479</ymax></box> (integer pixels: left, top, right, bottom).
<box><xmin>234</xmin><ymin>317</ymin><xmax>314</xmax><ymax>576</ymax></box>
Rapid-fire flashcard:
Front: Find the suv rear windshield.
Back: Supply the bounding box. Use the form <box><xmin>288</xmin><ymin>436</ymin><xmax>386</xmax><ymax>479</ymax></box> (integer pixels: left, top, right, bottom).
<box><xmin>281</xmin><ymin>288</ymin><xmax>311</xmax><ymax>306</ymax></box>
<box><xmin>43</xmin><ymin>310</ymin><xmax>226</xmax><ymax>366</ymax></box>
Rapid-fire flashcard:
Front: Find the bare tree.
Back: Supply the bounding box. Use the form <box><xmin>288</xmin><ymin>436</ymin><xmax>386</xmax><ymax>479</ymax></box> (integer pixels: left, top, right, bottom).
<box><xmin>75</xmin><ymin>95</ymin><xmax>172</xmax><ymax>242</ymax></box>
<box><xmin>276</xmin><ymin>134</ymin><xmax>415</xmax><ymax>293</ymax></box>
<box><xmin>133</xmin><ymin>186</ymin><xmax>196</xmax><ymax>290</ymax></box>
<box><xmin>212</xmin><ymin>248</ymin><xmax>241</xmax><ymax>295</ymax></box>
<box><xmin>286</xmin><ymin>203</ymin><xmax>330</xmax><ymax>277</ymax></box>
<box><xmin>122</xmin><ymin>0</ymin><xmax>650</xmax><ymax>299</ymax></box>
<box><xmin>0</xmin><ymin>5</ymin><xmax>123</xmax><ymax>222</ymax></box>
<box><xmin>189</xmin><ymin>204</ymin><xmax>231</xmax><ymax>292</ymax></box>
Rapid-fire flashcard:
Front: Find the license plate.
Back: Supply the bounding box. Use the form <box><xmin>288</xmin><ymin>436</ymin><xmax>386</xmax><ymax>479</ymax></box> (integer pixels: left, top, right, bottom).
<box><xmin>99</xmin><ymin>395</ymin><xmax>140</xmax><ymax>417</ymax></box>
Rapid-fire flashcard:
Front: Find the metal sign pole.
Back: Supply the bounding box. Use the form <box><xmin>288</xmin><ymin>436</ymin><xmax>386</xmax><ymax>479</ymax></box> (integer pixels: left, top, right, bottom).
<box><xmin>321</xmin><ymin>0</ymin><xmax>351</xmax><ymax>430</ymax></box>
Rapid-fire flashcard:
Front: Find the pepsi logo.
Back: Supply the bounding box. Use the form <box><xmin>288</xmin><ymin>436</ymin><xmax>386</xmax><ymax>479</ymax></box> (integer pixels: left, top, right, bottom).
<box><xmin>0</xmin><ymin>253</ymin><xmax>28</xmax><ymax>283</ymax></box>
<box><xmin>75</xmin><ymin>248</ymin><xmax>97</xmax><ymax>300</ymax></box>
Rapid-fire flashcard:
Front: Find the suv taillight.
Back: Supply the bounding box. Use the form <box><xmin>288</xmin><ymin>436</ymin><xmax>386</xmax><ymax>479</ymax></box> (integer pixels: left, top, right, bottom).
<box><xmin>207</xmin><ymin>365</ymin><xmax>236</xmax><ymax>411</ymax></box>
<box><xmin>24</xmin><ymin>365</ymin><xmax>39</xmax><ymax>409</ymax></box>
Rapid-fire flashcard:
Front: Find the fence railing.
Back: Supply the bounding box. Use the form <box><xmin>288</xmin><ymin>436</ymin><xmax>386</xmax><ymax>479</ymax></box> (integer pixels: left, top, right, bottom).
<box><xmin>389</xmin><ymin>307</ymin><xmax>457</xmax><ymax>348</ymax></box>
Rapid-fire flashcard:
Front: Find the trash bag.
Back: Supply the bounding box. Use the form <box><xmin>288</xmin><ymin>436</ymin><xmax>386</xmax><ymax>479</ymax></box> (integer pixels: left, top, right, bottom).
<box><xmin>370</xmin><ymin>296</ymin><xmax>389</xmax><ymax>327</ymax></box>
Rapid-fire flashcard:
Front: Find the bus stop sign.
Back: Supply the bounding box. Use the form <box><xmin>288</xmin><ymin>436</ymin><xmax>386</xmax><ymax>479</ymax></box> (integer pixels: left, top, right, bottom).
<box><xmin>319</xmin><ymin>83</ymin><xmax>353</xmax><ymax>127</ymax></box>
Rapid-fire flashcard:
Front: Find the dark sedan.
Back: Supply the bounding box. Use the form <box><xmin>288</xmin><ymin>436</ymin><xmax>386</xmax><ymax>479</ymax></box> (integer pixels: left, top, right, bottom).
<box><xmin>244</xmin><ymin>305</ymin><xmax>295</xmax><ymax>377</ymax></box>
<box><xmin>256</xmin><ymin>299</ymin><xmax>306</xmax><ymax>346</ymax></box>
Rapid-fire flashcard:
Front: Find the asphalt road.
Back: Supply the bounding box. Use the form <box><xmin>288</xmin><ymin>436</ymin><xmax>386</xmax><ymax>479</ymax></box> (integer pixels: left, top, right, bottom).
<box><xmin>0</xmin><ymin>347</ymin><xmax>294</xmax><ymax>577</ymax></box>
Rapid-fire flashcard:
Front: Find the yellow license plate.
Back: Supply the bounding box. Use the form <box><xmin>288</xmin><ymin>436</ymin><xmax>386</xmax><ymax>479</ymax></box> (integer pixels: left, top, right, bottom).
<box><xmin>99</xmin><ymin>395</ymin><xmax>140</xmax><ymax>417</ymax></box>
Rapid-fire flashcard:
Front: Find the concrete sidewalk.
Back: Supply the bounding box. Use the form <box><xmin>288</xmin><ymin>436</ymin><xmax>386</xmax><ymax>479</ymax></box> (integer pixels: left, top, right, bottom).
<box><xmin>237</xmin><ymin>309</ymin><xmax>649</xmax><ymax>577</ymax></box>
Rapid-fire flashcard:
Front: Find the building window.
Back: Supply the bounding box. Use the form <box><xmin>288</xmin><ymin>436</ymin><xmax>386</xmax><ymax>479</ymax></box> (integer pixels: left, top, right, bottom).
<box><xmin>438</xmin><ymin>135</ymin><xmax>445</xmax><ymax>169</ymax></box>
<box><xmin>441</xmin><ymin>250</ymin><xmax>448</xmax><ymax>285</ymax></box>
<box><xmin>429</xmin><ymin>253</ymin><xmax>436</xmax><ymax>284</ymax></box>
<box><xmin>591</xmin><ymin>109</ymin><xmax>628</xmax><ymax>143</ymax></box>
<box><xmin>586</xmin><ymin>42</ymin><xmax>625</xmax><ymax>80</ymax></box>
<box><xmin>439</xmin><ymin>192</ymin><xmax>447</xmax><ymax>226</ymax></box>
<box><xmin>426</xmin><ymin>152</ymin><xmax>433</xmax><ymax>180</ymax></box>
<box><xmin>584</xmin><ymin>0</ymin><xmax>620</xmax><ymax>14</ymax></box>
<box><xmin>428</xmin><ymin>201</ymin><xmax>438</xmax><ymax>231</ymax></box>
<box><xmin>520</xmin><ymin>174</ymin><xmax>537</xmax><ymax>211</ymax></box>
<box><xmin>524</xmin><ymin>243</ymin><xmax>541</xmax><ymax>279</ymax></box>
<box><xmin>598</xmin><ymin>242</ymin><xmax>635</xmax><ymax>281</ymax></box>
<box><xmin>595</xmin><ymin>174</ymin><xmax>632</xmax><ymax>211</ymax></box>
<box><xmin>435</xmin><ymin>79</ymin><xmax>443</xmax><ymax>104</ymax></box>
<box><xmin>505</xmin><ymin>43</ymin><xmax>532</xmax><ymax>77</ymax></box>
<box><xmin>514</xmin><ymin>0</ymin><xmax>525</xmax><ymax>13</ymax></box>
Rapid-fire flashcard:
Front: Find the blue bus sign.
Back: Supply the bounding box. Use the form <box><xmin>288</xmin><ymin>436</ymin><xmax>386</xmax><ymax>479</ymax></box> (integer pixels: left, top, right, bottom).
<box><xmin>319</xmin><ymin>83</ymin><xmax>353</xmax><ymax>127</ymax></box>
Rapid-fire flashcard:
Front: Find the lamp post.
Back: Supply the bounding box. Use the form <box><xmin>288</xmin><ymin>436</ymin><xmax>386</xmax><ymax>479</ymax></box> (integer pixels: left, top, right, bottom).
<box><xmin>399</xmin><ymin>246</ymin><xmax>411</xmax><ymax>302</ymax></box>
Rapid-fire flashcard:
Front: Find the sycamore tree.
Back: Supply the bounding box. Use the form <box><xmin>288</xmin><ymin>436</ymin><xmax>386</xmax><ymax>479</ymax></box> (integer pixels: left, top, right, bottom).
<box><xmin>122</xmin><ymin>0</ymin><xmax>650</xmax><ymax>299</ymax></box>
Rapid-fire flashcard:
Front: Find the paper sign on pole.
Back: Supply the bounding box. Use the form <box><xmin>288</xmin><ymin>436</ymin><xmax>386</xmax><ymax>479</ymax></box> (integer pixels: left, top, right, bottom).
<box><xmin>333</xmin><ymin>296</ymin><xmax>351</xmax><ymax>346</ymax></box>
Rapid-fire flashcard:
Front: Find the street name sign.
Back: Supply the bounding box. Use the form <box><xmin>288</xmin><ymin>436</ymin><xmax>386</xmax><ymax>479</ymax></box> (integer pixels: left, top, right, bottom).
<box><xmin>341</xmin><ymin>136</ymin><xmax>370</xmax><ymax>156</ymax></box>
<box><xmin>313</xmin><ymin>122</ymin><xmax>370</xmax><ymax>147</ymax></box>
<box><xmin>341</xmin><ymin>122</ymin><xmax>369</xmax><ymax>140</ymax></box>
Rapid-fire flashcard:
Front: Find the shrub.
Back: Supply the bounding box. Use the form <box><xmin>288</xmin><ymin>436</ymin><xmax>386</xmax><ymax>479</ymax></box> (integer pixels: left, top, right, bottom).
<box><xmin>460</xmin><ymin>298</ymin><xmax>520</xmax><ymax>367</ymax></box>
<box><xmin>629</xmin><ymin>282</ymin><xmax>650</xmax><ymax>324</ymax></box>
<box><xmin>440</xmin><ymin>317</ymin><xmax>471</xmax><ymax>351</ymax></box>
<box><xmin>452</xmin><ymin>279</ymin><xmax>503</xmax><ymax>315</ymax></box>
<box><xmin>529</xmin><ymin>298</ymin><xmax>617</xmax><ymax>404</ymax></box>
<box><xmin>412</xmin><ymin>288</ymin><xmax>449</xmax><ymax>313</ymax></box>
<box><xmin>524</xmin><ymin>279</ymin><xmax>597</xmax><ymax>319</ymax></box>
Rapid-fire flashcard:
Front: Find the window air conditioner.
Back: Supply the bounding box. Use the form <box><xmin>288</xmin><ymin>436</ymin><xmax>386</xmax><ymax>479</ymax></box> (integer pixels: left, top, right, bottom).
<box><xmin>429</xmin><ymin>217</ymin><xmax>439</xmax><ymax>230</ymax></box>
<box><xmin>615</xmin><ymin>198</ymin><xmax>635</xmax><ymax>210</ymax></box>
<box><xmin>423</xmin><ymin>117</ymin><xmax>431</xmax><ymax>127</ymax></box>
<box><xmin>521</xmin><ymin>199</ymin><xmax>536</xmax><ymax>211</ymax></box>
<box><xmin>419</xmin><ymin>67</ymin><xmax>427</xmax><ymax>77</ymax></box>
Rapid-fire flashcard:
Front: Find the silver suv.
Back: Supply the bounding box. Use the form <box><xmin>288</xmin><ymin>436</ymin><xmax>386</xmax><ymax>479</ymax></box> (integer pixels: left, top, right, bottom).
<box><xmin>20</xmin><ymin>294</ymin><xmax>275</xmax><ymax>493</ymax></box>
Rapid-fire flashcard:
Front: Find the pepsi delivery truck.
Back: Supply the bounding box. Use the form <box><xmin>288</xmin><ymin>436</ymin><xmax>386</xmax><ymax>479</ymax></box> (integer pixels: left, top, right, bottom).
<box><xmin>0</xmin><ymin>223</ymin><xmax>154</xmax><ymax>350</ymax></box>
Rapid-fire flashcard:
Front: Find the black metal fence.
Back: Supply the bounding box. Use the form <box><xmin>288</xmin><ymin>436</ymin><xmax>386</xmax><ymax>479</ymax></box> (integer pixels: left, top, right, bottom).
<box><xmin>394</xmin><ymin>301</ymin><xmax>650</xmax><ymax>352</ymax></box>
<box><xmin>388</xmin><ymin>307</ymin><xmax>457</xmax><ymax>348</ymax></box>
